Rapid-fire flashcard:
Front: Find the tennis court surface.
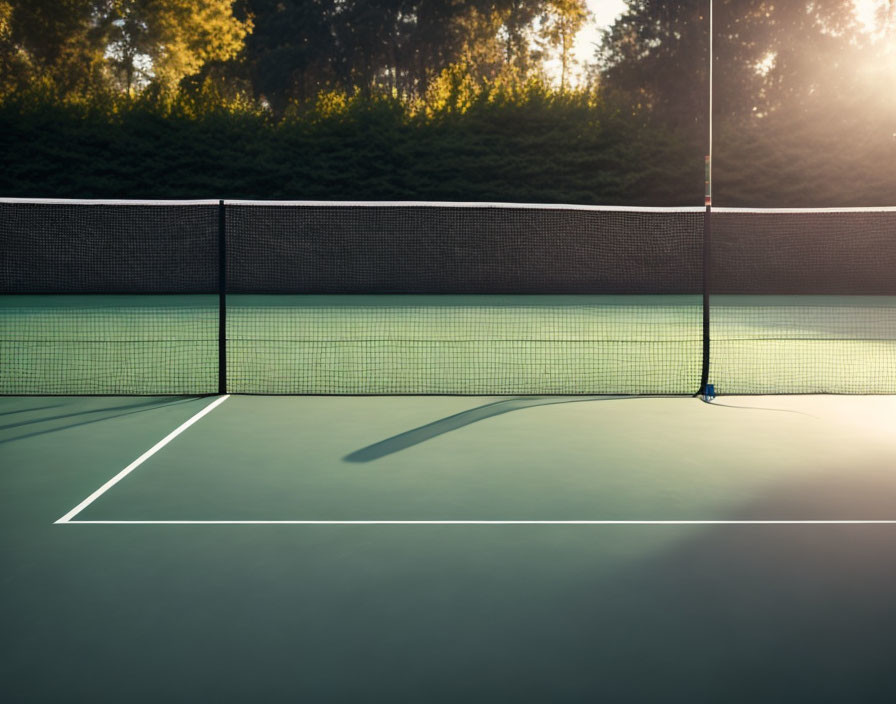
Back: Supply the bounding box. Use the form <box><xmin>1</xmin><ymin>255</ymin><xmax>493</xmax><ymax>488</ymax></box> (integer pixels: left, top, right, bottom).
<box><xmin>2</xmin><ymin>200</ymin><xmax>896</xmax><ymax>701</ymax></box>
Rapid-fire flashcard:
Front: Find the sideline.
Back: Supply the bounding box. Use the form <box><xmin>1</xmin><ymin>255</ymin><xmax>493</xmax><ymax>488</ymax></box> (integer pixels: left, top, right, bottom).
<box><xmin>55</xmin><ymin>395</ymin><xmax>231</xmax><ymax>524</ymax></box>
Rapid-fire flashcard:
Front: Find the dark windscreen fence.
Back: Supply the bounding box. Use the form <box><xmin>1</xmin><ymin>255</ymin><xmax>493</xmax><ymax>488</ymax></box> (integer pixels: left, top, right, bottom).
<box><xmin>710</xmin><ymin>208</ymin><xmax>896</xmax><ymax>394</ymax></box>
<box><xmin>712</xmin><ymin>208</ymin><xmax>896</xmax><ymax>296</ymax></box>
<box><xmin>0</xmin><ymin>200</ymin><xmax>220</xmax><ymax>294</ymax></box>
<box><xmin>1</xmin><ymin>199</ymin><xmax>894</xmax><ymax>395</ymax></box>
<box><xmin>226</xmin><ymin>203</ymin><xmax>703</xmax><ymax>294</ymax></box>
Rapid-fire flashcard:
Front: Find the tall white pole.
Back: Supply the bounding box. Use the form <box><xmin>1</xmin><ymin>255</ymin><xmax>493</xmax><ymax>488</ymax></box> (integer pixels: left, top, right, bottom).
<box><xmin>706</xmin><ymin>0</ymin><xmax>713</xmax><ymax>206</ymax></box>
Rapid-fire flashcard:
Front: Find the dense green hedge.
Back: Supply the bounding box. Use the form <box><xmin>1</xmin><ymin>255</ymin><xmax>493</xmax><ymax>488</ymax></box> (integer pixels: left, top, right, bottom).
<box><xmin>0</xmin><ymin>92</ymin><xmax>702</xmax><ymax>205</ymax></box>
<box><xmin>1</xmin><ymin>92</ymin><xmax>893</xmax><ymax>206</ymax></box>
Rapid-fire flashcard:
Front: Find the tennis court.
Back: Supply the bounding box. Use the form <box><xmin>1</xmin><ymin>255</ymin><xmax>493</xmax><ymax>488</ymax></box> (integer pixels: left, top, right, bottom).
<box><xmin>2</xmin><ymin>200</ymin><xmax>896</xmax><ymax>701</ymax></box>
<box><xmin>3</xmin><ymin>392</ymin><xmax>896</xmax><ymax>701</ymax></box>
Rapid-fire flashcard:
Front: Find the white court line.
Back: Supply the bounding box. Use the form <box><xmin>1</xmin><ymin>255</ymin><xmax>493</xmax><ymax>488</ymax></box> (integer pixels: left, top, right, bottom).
<box><xmin>54</xmin><ymin>395</ymin><xmax>230</xmax><ymax>524</ymax></box>
<box><xmin>60</xmin><ymin>520</ymin><xmax>896</xmax><ymax>525</ymax></box>
<box><xmin>7</xmin><ymin>198</ymin><xmax>893</xmax><ymax>214</ymax></box>
<box><xmin>0</xmin><ymin>197</ymin><xmax>219</xmax><ymax>205</ymax></box>
<box><xmin>223</xmin><ymin>200</ymin><xmax>704</xmax><ymax>212</ymax></box>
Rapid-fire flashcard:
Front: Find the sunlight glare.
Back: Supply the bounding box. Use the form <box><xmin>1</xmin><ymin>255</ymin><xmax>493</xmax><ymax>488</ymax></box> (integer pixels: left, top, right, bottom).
<box><xmin>854</xmin><ymin>0</ymin><xmax>889</xmax><ymax>33</ymax></box>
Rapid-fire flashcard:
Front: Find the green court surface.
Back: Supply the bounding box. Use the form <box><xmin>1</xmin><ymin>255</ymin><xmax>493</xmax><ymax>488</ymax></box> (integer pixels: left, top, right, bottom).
<box><xmin>3</xmin><ymin>294</ymin><xmax>896</xmax><ymax>395</ymax></box>
<box><xmin>2</xmin><ymin>394</ymin><xmax>896</xmax><ymax>702</ymax></box>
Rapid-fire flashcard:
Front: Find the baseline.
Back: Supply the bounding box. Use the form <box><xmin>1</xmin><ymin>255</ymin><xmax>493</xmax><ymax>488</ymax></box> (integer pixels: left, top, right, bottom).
<box><xmin>60</xmin><ymin>519</ymin><xmax>896</xmax><ymax>525</ymax></box>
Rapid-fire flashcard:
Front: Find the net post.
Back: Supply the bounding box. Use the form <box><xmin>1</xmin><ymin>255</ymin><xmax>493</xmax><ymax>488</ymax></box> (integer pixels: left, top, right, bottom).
<box><xmin>699</xmin><ymin>203</ymin><xmax>711</xmax><ymax>396</ymax></box>
<box><xmin>698</xmin><ymin>0</ymin><xmax>713</xmax><ymax>398</ymax></box>
<box><xmin>218</xmin><ymin>199</ymin><xmax>227</xmax><ymax>395</ymax></box>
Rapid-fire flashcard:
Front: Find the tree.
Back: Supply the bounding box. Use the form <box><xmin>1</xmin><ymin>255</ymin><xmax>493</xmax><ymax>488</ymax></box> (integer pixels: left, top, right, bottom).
<box><xmin>538</xmin><ymin>0</ymin><xmax>590</xmax><ymax>91</ymax></box>
<box><xmin>0</xmin><ymin>0</ymin><xmax>107</xmax><ymax>98</ymax></box>
<box><xmin>239</xmin><ymin>0</ymin><xmax>584</xmax><ymax>114</ymax></box>
<box><xmin>0</xmin><ymin>0</ymin><xmax>251</xmax><ymax>98</ymax></box>
<box><xmin>0</xmin><ymin>1</ymin><xmax>18</xmax><ymax>95</ymax></box>
<box><xmin>101</xmin><ymin>0</ymin><xmax>252</xmax><ymax>94</ymax></box>
<box><xmin>597</xmin><ymin>0</ymin><xmax>865</xmax><ymax>138</ymax></box>
<box><xmin>239</xmin><ymin>0</ymin><xmax>338</xmax><ymax>113</ymax></box>
<box><xmin>598</xmin><ymin>0</ymin><xmax>896</xmax><ymax>205</ymax></box>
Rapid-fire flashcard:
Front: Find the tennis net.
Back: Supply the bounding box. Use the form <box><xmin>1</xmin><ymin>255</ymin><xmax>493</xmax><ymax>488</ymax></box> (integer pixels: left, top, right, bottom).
<box><xmin>2</xmin><ymin>199</ymin><xmax>895</xmax><ymax>395</ymax></box>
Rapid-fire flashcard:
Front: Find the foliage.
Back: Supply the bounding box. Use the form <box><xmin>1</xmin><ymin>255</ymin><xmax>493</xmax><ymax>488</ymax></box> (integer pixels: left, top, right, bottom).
<box><xmin>102</xmin><ymin>0</ymin><xmax>253</xmax><ymax>94</ymax></box>
<box><xmin>538</xmin><ymin>0</ymin><xmax>591</xmax><ymax>90</ymax></box>
<box><xmin>0</xmin><ymin>0</ymin><xmax>252</xmax><ymax>99</ymax></box>
<box><xmin>596</xmin><ymin>0</ymin><xmax>896</xmax><ymax>205</ymax></box>
<box><xmin>1</xmin><ymin>0</ymin><xmax>895</xmax><ymax>205</ymax></box>
<box><xmin>0</xmin><ymin>84</ymin><xmax>699</xmax><ymax>204</ymax></box>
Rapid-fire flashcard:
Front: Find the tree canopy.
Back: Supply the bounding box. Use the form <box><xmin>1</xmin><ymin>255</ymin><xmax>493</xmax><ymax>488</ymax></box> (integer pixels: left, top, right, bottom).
<box><xmin>0</xmin><ymin>0</ymin><xmax>592</xmax><ymax>106</ymax></box>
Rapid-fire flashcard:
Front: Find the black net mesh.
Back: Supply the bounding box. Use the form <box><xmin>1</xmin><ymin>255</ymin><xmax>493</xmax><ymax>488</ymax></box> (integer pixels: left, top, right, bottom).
<box><xmin>1</xmin><ymin>295</ymin><xmax>218</xmax><ymax>395</ymax></box>
<box><xmin>225</xmin><ymin>294</ymin><xmax>702</xmax><ymax>394</ymax></box>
